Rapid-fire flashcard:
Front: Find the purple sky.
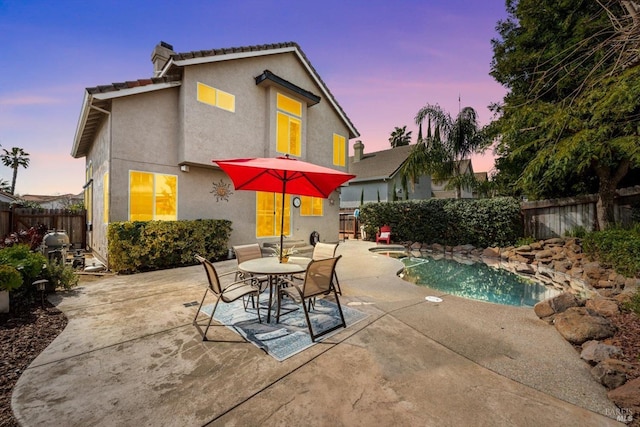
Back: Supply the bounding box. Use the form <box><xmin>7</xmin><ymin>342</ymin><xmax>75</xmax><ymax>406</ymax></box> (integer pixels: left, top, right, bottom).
<box><xmin>0</xmin><ymin>0</ymin><xmax>507</xmax><ymax>195</ymax></box>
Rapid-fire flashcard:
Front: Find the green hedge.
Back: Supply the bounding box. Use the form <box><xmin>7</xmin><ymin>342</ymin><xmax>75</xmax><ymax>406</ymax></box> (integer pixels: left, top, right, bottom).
<box><xmin>358</xmin><ymin>197</ymin><xmax>522</xmax><ymax>247</ymax></box>
<box><xmin>583</xmin><ymin>226</ymin><xmax>640</xmax><ymax>278</ymax></box>
<box><xmin>108</xmin><ymin>219</ymin><xmax>232</xmax><ymax>273</ymax></box>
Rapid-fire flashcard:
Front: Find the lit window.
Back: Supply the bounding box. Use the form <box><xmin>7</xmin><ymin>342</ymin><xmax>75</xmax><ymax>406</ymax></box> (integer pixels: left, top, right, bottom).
<box><xmin>276</xmin><ymin>93</ymin><xmax>302</xmax><ymax>156</ymax></box>
<box><xmin>300</xmin><ymin>195</ymin><xmax>323</xmax><ymax>216</ymax></box>
<box><xmin>256</xmin><ymin>192</ymin><xmax>290</xmax><ymax>237</ymax></box>
<box><xmin>197</xmin><ymin>82</ymin><xmax>235</xmax><ymax>112</ymax></box>
<box><xmin>333</xmin><ymin>134</ymin><xmax>346</xmax><ymax>166</ymax></box>
<box><xmin>129</xmin><ymin>171</ymin><xmax>177</xmax><ymax>221</ymax></box>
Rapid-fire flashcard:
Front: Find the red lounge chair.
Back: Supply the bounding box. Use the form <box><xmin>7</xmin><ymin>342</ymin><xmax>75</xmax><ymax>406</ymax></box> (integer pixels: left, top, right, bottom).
<box><xmin>376</xmin><ymin>225</ymin><xmax>392</xmax><ymax>244</ymax></box>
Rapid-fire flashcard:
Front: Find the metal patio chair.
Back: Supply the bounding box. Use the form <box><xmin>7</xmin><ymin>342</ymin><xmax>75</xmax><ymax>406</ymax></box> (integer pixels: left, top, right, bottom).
<box><xmin>193</xmin><ymin>255</ymin><xmax>262</xmax><ymax>341</ymax></box>
<box><xmin>277</xmin><ymin>256</ymin><xmax>346</xmax><ymax>342</ymax></box>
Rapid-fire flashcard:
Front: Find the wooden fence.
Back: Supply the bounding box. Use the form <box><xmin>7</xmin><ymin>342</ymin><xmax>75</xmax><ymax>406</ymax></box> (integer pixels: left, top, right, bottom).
<box><xmin>0</xmin><ymin>203</ymin><xmax>86</xmax><ymax>249</ymax></box>
<box><xmin>521</xmin><ymin>186</ymin><xmax>640</xmax><ymax>239</ymax></box>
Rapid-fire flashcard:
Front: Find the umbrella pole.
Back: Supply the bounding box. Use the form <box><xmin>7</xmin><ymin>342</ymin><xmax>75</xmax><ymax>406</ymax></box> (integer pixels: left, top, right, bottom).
<box><xmin>279</xmin><ymin>177</ymin><xmax>286</xmax><ymax>262</ymax></box>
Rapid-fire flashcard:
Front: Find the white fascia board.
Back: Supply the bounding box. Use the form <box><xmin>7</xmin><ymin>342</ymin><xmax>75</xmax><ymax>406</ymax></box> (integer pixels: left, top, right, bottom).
<box><xmin>293</xmin><ymin>50</ymin><xmax>359</xmax><ymax>139</ymax></box>
<box><xmin>71</xmin><ymin>91</ymin><xmax>92</xmax><ymax>158</ymax></box>
<box><xmin>92</xmin><ymin>81</ymin><xmax>182</xmax><ymax>100</ymax></box>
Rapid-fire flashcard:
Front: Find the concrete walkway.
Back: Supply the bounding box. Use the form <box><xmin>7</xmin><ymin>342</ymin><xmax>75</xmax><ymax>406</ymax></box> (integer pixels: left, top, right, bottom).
<box><xmin>12</xmin><ymin>240</ymin><xmax>623</xmax><ymax>426</ymax></box>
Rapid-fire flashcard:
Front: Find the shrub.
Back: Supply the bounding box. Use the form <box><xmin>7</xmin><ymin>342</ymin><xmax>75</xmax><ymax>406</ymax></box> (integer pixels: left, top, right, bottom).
<box><xmin>108</xmin><ymin>219</ymin><xmax>232</xmax><ymax>273</ymax></box>
<box><xmin>583</xmin><ymin>227</ymin><xmax>640</xmax><ymax>278</ymax></box>
<box><xmin>623</xmin><ymin>291</ymin><xmax>640</xmax><ymax>316</ymax></box>
<box><xmin>0</xmin><ymin>264</ymin><xmax>23</xmax><ymax>291</ymax></box>
<box><xmin>564</xmin><ymin>225</ymin><xmax>588</xmax><ymax>239</ymax></box>
<box><xmin>358</xmin><ymin>197</ymin><xmax>522</xmax><ymax>247</ymax></box>
<box><xmin>43</xmin><ymin>259</ymin><xmax>79</xmax><ymax>290</ymax></box>
<box><xmin>0</xmin><ymin>244</ymin><xmax>47</xmax><ymax>286</ymax></box>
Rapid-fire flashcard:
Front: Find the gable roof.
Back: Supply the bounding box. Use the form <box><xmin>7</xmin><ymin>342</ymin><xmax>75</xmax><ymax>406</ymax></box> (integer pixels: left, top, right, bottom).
<box><xmin>72</xmin><ymin>41</ymin><xmax>358</xmax><ymax>158</ymax></box>
<box><xmin>348</xmin><ymin>145</ymin><xmax>413</xmax><ymax>182</ymax></box>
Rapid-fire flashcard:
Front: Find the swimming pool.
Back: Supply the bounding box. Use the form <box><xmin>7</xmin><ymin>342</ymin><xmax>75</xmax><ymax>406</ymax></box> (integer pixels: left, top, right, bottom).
<box><xmin>399</xmin><ymin>255</ymin><xmax>561</xmax><ymax>307</ymax></box>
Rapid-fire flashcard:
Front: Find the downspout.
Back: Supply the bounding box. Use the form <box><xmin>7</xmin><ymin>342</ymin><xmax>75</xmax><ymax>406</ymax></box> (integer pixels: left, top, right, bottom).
<box><xmin>89</xmin><ymin>104</ymin><xmax>111</xmax><ymax>268</ymax></box>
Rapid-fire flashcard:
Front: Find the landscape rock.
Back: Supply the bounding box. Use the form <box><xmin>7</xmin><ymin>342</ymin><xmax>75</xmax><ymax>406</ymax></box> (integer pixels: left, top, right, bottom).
<box><xmin>534</xmin><ymin>292</ymin><xmax>579</xmax><ymax>319</ymax></box>
<box><xmin>481</xmin><ymin>247</ymin><xmax>500</xmax><ymax>258</ymax></box>
<box><xmin>554</xmin><ymin>307</ymin><xmax>617</xmax><ymax>345</ymax></box>
<box><xmin>592</xmin><ymin>358</ymin><xmax>631</xmax><ymax>389</ymax></box>
<box><xmin>608</xmin><ymin>376</ymin><xmax>640</xmax><ymax>415</ymax></box>
<box><xmin>535</xmin><ymin>249</ymin><xmax>554</xmax><ymax>260</ymax></box>
<box><xmin>580</xmin><ymin>340</ymin><xmax>622</xmax><ymax>364</ymax></box>
<box><xmin>585</xmin><ymin>298</ymin><xmax>620</xmax><ymax>317</ymax></box>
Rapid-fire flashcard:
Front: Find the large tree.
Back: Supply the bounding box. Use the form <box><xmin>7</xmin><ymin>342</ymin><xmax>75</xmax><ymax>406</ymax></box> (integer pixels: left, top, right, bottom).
<box><xmin>401</xmin><ymin>104</ymin><xmax>487</xmax><ymax>198</ymax></box>
<box><xmin>388</xmin><ymin>125</ymin><xmax>412</xmax><ymax>147</ymax></box>
<box><xmin>489</xmin><ymin>0</ymin><xmax>640</xmax><ymax>229</ymax></box>
<box><xmin>1</xmin><ymin>147</ymin><xmax>30</xmax><ymax>195</ymax></box>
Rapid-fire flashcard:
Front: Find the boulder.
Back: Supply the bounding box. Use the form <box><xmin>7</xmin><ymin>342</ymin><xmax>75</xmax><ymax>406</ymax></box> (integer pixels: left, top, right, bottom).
<box><xmin>482</xmin><ymin>247</ymin><xmax>500</xmax><ymax>258</ymax></box>
<box><xmin>431</xmin><ymin>243</ymin><xmax>445</xmax><ymax>252</ymax></box>
<box><xmin>554</xmin><ymin>307</ymin><xmax>617</xmax><ymax>345</ymax></box>
<box><xmin>585</xmin><ymin>298</ymin><xmax>620</xmax><ymax>317</ymax></box>
<box><xmin>608</xmin><ymin>376</ymin><xmax>640</xmax><ymax>415</ymax></box>
<box><xmin>593</xmin><ymin>280</ymin><xmax>615</xmax><ymax>289</ymax></box>
<box><xmin>545</xmin><ymin>237</ymin><xmax>564</xmax><ymax>245</ymax></box>
<box><xmin>583</xmin><ymin>261</ymin><xmax>605</xmax><ymax>281</ymax></box>
<box><xmin>515</xmin><ymin>245</ymin><xmax>532</xmax><ymax>252</ymax></box>
<box><xmin>410</xmin><ymin>242</ymin><xmax>422</xmax><ymax>250</ymax></box>
<box><xmin>580</xmin><ymin>340</ymin><xmax>622</xmax><ymax>364</ymax></box>
<box><xmin>535</xmin><ymin>250</ymin><xmax>554</xmax><ymax>260</ymax></box>
<box><xmin>533</xmin><ymin>292</ymin><xmax>579</xmax><ymax>319</ymax></box>
<box><xmin>591</xmin><ymin>359</ymin><xmax>631</xmax><ymax>389</ymax></box>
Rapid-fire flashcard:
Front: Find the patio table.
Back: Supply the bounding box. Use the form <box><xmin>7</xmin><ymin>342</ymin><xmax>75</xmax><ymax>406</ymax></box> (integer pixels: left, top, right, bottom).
<box><xmin>238</xmin><ymin>256</ymin><xmax>311</xmax><ymax>323</ymax></box>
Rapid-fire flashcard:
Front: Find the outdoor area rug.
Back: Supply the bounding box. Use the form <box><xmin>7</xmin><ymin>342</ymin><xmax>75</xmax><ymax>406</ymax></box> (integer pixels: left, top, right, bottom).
<box><xmin>200</xmin><ymin>294</ymin><xmax>368</xmax><ymax>361</ymax></box>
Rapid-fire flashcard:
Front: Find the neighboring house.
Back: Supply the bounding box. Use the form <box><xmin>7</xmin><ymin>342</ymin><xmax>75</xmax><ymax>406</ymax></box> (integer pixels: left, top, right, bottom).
<box><xmin>341</xmin><ymin>142</ymin><xmax>476</xmax><ymax>209</ymax></box>
<box><xmin>20</xmin><ymin>193</ymin><xmax>84</xmax><ymax>209</ymax></box>
<box><xmin>341</xmin><ymin>142</ymin><xmax>432</xmax><ymax>209</ymax></box>
<box><xmin>0</xmin><ymin>191</ymin><xmax>18</xmax><ymax>204</ymax></box>
<box><xmin>430</xmin><ymin>159</ymin><xmax>475</xmax><ymax>199</ymax></box>
<box><xmin>71</xmin><ymin>41</ymin><xmax>358</xmax><ymax>265</ymax></box>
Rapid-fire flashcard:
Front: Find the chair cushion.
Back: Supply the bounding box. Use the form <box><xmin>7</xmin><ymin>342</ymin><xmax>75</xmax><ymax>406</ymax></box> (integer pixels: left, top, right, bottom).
<box><xmin>379</xmin><ymin>232</ymin><xmax>390</xmax><ymax>238</ymax></box>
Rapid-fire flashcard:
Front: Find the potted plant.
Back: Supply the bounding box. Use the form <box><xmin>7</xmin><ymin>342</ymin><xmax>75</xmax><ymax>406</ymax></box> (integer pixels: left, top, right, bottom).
<box><xmin>0</xmin><ymin>264</ymin><xmax>23</xmax><ymax>313</ymax></box>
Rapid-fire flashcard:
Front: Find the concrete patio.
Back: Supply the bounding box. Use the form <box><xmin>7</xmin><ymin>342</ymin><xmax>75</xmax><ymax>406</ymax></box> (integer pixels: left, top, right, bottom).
<box><xmin>12</xmin><ymin>240</ymin><xmax>623</xmax><ymax>426</ymax></box>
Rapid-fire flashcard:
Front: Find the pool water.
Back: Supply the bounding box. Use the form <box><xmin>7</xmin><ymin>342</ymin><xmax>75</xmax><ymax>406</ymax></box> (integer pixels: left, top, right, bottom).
<box><xmin>400</xmin><ymin>255</ymin><xmax>561</xmax><ymax>307</ymax></box>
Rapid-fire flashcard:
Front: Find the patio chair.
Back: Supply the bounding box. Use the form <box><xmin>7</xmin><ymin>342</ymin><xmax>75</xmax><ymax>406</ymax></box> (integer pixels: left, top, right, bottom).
<box><xmin>193</xmin><ymin>255</ymin><xmax>262</xmax><ymax>341</ymax></box>
<box><xmin>376</xmin><ymin>225</ymin><xmax>392</xmax><ymax>244</ymax></box>
<box><xmin>311</xmin><ymin>242</ymin><xmax>342</xmax><ymax>294</ymax></box>
<box><xmin>233</xmin><ymin>243</ymin><xmax>268</xmax><ymax>308</ymax></box>
<box><xmin>277</xmin><ymin>256</ymin><xmax>346</xmax><ymax>342</ymax></box>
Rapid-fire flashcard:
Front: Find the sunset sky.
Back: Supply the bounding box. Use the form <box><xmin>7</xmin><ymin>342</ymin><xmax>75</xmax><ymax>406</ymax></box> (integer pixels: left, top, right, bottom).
<box><xmin>0</xmin><ymin>0</ymin><xmax>508</xmax><ymax>195</ymax></box>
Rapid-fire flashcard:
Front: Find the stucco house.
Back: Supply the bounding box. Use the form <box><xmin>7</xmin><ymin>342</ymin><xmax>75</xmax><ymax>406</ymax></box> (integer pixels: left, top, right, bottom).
<box><xmin>71</xmin><ymin>41</ymin><xmax>359</xmax><ymax>265</ymax></box>
<box><xmin>341</xmin><ymin>142</ymin><xmax>475</xmax><ymax>209</ymax></box>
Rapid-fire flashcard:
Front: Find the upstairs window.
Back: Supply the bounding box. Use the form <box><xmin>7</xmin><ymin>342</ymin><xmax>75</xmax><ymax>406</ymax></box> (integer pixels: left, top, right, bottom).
<box><xmin>197</xmin><ymin>82</ymin><xmax>235</xmax><ymax>112</ymax></box>
<box><xmin>333</xmin><ymin>134</ymin><xmax>346</xmax><ymax>166</ymax></box>
<box><xmin>276</xmin><ymin>93</ymin><xmax>301</xmax><ymax>156</ymax></box>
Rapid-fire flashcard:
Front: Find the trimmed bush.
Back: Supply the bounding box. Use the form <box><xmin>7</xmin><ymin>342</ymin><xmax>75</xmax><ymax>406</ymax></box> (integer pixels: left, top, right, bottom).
<box><xmin>108</xmin><ymin>219</ymin><xmax>232</xmax><ymax>273</ymax></box>
<box><xmin>358</xmin><ymin>197</ymin><xmax>522</xmax><ymax>247</ymax></box>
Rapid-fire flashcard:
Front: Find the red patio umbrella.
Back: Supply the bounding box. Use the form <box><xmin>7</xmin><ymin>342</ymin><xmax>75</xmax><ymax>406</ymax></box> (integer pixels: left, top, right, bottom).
<box><xmin>213</xmin><ymin>155</ymin><xmax>356</xmax><ymax>261</ymax></box>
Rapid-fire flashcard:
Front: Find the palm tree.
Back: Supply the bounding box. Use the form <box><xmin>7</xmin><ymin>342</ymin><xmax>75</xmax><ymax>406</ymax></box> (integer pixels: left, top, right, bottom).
<box><xmin>1</xmin><ymin>147</ymin><xmax>30</xmax><ymax>194</ymax></box>
<box><xmin>0</xmin><ymin>179</ymin><xmax>11</xmax><ymax>193</ymax></box>
<box><xmin>388</xmin><ymin>126</ymin><xmax>412</xmax><ymax>147</ymax></box>
<box><xmin>402</xmin><ymin>103</ymin><xmax>487</xmax><ymax>198</ymax></box>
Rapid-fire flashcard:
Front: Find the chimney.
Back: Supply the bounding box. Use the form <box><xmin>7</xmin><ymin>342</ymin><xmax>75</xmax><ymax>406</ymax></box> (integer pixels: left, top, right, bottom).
<box><xmin>151</xmin><ymin>41</ymin><xmax>175</xmax><ymax>77</ymax></box>
<box><xmin>353</xmin><ymin>140</ymin><xmax>364</xmax><ymax>162</ymax></box>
